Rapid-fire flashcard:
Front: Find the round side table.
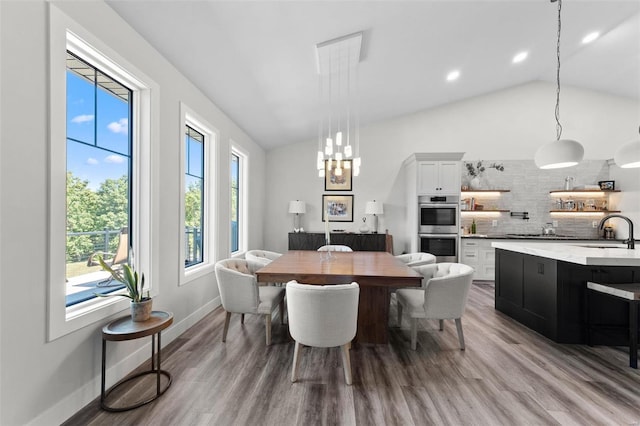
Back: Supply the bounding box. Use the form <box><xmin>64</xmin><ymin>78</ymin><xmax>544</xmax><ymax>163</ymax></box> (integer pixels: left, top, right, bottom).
<box><xmin>101</xmin><ymin>310</ymin><xmax>173</xmax><ymax>412</ymax></box>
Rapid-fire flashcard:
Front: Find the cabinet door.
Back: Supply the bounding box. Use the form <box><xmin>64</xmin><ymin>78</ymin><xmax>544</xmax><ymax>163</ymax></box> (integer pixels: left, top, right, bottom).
<box><xmin>417</xmin><ymin>161</ymin><xmax>439</xmax><ymax>194</ymax></box>
<box><xmin>438</xmin><ymin>161</ymin><xmax>461</xmax><ymax>194</ymax></box>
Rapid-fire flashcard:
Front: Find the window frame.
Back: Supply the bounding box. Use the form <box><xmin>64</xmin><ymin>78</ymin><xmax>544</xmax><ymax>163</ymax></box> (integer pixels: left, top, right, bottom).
<box><xmin>179</xmin><ymin>102</ymin><xmax>217</xmax><ymax>286</ymax></box>
<box><xmin>230</xmin><ymin>143</ymin><xmax>248</xmax><ymax>255</ymax></box>
<box><xmin>48</xmin><ymin>6</ymin><xmax>159</xmax><ymax>341</ymax></box>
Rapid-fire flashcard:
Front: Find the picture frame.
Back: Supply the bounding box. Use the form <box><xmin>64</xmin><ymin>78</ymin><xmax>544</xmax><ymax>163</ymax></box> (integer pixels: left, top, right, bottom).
<box><xmin>598</xmin><ymin>180</ymin><xmax>615</xmax><ymax>191</ymax></box>
<box><xmin>324</xmin><ymin>160</ymin><xmax>352</xmax><ymax>191</ymax></box>
<box><xmin>322</xmin><ymin>194</ymin><xmax>354</xmax><ymax>222</ymax></box>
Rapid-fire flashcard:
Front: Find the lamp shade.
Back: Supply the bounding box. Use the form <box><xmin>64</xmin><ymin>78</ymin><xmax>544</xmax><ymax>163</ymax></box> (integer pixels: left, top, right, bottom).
<box><xmin>365</xmin><ymin>200</ymin><xmax>383</xmax><ymax>215</ymax></box>
<box><xmin>288</xmin><ymin>200</ymin><xmax>306</xmax><ymax>214</ymax></box>
<box><xmin>614</xmin><ymin>139</ymin><xmax>640</xmax><ymax>169</ymax></box>
<box><xmin>534</xmin><ymin>139</ymin><xmax>584</xmax><ymax>169</ymax></box>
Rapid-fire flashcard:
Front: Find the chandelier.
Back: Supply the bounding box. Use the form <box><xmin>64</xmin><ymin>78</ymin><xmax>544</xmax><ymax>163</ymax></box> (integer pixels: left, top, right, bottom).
<box><xmin>315</xmin><ymin>32</ymin><xmax>362</xmax><ymax>178</ymax></box>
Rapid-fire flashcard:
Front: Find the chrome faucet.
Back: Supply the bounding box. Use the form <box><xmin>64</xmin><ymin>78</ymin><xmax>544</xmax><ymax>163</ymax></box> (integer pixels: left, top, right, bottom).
<box><xmin>598</xmin><ymin>214</ymin><xmax>635</xmax><ymax>249</ymax></box>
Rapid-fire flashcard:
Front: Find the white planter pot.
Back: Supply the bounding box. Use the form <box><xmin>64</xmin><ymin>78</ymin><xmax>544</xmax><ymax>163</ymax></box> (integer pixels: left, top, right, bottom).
<box><xmin>131</xmin><ymin>298</ymin><xmax>153</xmax><ymax>322</ymax></box>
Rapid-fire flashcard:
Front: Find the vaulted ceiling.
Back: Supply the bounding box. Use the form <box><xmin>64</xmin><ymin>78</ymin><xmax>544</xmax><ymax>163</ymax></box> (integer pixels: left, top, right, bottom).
<box><xmin>107</xmin><ymin>1</ymin><xmax>640</xmax><ymax>150</ymax></box>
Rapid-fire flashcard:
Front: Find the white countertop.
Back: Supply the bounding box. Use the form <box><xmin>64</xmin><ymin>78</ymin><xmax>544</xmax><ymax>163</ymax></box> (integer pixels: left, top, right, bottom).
<box><xmin>492</xmin><ymin>241</ymin><xmax>640</xmax><ymax>266</ymax></box>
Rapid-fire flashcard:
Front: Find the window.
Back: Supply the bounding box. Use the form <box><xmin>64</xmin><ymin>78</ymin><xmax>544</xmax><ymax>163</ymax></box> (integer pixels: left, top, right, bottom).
<box><xmin>184</xmin><ymin>125</ymin><xmax>205</xmax><ymax>267</ymax></box>
<box><xmin>65</xmin><ymin>51</ymin><xmax>132</xmax><ymax>306</ymax></box>
<box><xmin>48</xmin><ymin>8</ymin><xmax>157</xmax><ymax>341</ymax></box>
<box><xmin>179</xmin><ymin>103</ymin><xmax>217</xmax><ymax>284</ymax></box>
<box><xmin>231</xmin><ymin>152</ymin><xmax>240</xmax><ymax>253</ymax></box>
<box><xmin>231</xmin><ymin>145</ymin><xmax>247</xmax><ymax>254</ymax></box>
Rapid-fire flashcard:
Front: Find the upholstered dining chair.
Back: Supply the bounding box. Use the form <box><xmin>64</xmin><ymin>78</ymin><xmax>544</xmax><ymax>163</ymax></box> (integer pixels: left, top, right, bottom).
<box><xmin>214</xmin><ymin>259</ymin><xmax>285</xmax><ymax>345</ymax></box>
<box><xmin>396</xmin><ymin>263</ymin><xmax>474</xmax><ymax>350</ymax></box>
<box><xmin>395</xmin><ymin>252</ymin><xmax>436</xmax><ymax>268</ymax></box>
<box><xmin>317</xmin><ymin>245</ymin><xmax>353</xmax><ymax>252</ymax></box>
<box><xmin>286</xmin><ymin>281</ymin><xmax>360</xmax><ymax>385</ymax></box>
<box><xmin>245</xmin><ymin>249</ymin><xmax>282</xmax><ymax>265</ymax></box>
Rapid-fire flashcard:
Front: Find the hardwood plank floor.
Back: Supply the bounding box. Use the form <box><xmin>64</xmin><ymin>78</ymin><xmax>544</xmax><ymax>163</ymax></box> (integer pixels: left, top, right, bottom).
<box><xmin>64</xmin><ymin>282</ymin><xmax>640</xmax><ymax>425</ymax></box>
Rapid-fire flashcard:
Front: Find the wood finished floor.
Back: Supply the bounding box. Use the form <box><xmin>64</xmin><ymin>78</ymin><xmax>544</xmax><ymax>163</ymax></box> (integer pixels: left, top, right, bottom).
<box><xmin>64</xmin><ymin>282</ymin><xmax>640</xmax><ymax>425</ymax></box>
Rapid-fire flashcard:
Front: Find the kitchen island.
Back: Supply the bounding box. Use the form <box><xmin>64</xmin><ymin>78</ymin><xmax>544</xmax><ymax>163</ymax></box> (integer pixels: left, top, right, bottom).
<box><xmin>493</xmin><ymin>241</ymin><xmax>640</xmax><ymax>344</ymax></box>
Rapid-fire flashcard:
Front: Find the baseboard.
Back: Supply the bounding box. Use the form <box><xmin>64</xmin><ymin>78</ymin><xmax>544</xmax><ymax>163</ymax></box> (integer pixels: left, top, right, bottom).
<box><xmin>28</xmin><ymin>296</ymin><xmax>221</xmax><ymax>426</ymax></box>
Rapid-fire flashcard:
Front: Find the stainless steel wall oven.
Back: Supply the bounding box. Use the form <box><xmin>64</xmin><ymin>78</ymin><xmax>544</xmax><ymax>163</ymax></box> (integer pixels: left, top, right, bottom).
<box><xmin>418</xmin><ymin>195</ymin><xmax>460</xmax><ymax>262</ymax></box>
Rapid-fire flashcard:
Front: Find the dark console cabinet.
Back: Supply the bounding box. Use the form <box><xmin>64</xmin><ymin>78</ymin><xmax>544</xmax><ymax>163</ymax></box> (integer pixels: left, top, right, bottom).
<box><xmin>288</xmin><ymin>232</ymin><xmax>389</xmax><ymax>252</ymax></box>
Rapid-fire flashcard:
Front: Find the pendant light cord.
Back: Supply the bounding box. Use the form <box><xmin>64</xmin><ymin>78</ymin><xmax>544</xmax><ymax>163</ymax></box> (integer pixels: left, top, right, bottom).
<box><xmin>554</xmin><ymin>0</ymin><xmax>563</xmax><ymax>141</ymax></box>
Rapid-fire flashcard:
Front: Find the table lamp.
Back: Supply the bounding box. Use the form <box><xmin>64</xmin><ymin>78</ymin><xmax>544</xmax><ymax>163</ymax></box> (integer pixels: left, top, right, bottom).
<box><xmin>288</xmin><ymin>200</ymin><xmax>306</xmax><ymax>232</ymax></box>
<box><xmin>365</xmin><ymin>200</ymin><xmax>384</xmax><ymax>234</ymax></box>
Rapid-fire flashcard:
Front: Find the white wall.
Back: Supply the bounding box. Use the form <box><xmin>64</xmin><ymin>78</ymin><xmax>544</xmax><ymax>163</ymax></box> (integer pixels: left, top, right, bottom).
<box><xmin>0</xmin><ymin>1</ymin><xmax>265</xmax><ymax>424</ymax></box>
<box><xmin>264</xmin><ymin>82</ymin><xmax>639</xmax><ymax>253</ymax></box>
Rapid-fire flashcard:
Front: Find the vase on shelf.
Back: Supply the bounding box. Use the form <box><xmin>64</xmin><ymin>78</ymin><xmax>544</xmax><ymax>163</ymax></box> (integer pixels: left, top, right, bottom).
<box><xmin>469</xmin><ymin>176</ymin><xmax>482</xmax><ymax>190</ymax></box>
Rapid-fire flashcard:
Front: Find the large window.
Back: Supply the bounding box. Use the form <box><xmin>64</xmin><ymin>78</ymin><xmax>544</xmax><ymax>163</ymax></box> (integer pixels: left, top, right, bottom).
<box><xmin>231</xmin><ymin>152</ymin><xmax>240</xmax><ymax>253</ymax></box>
<box><xmin>65</xmin><ymin>51</ymin><xmax>132</xmax><ymax>306</ymax></box>
<box><xmin>184</xmin><ymin>125</ymin><xmax>204</xmax><ymax>267</ymax></box>
<box><xmin>49</xmin><ymin>11</ymin><xmax>157</xmax><ymax>341</ymax></box>
<box><xmin>179</xmin><ymin>103</ymin><xmax>216</xmax><ymax>285</ymax></box>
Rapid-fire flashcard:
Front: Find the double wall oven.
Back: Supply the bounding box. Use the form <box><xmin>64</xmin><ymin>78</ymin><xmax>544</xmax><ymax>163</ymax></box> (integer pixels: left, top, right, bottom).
<box><xmin>418</xmin><ymin>195</ymin><xmax>460</xmax><ymax>262</ymax></box>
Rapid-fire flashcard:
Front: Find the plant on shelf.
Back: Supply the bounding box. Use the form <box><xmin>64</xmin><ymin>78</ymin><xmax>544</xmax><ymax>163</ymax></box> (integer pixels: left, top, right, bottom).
<box><xmin>465</xmin><ymin>161</ymin><xmax>504</xmax><ymax>177</ymax></box>
<box><xmin>95</xmin><ymin>255</ymin><xmax>152</xmax><ymax>321</ymax></box>
<box><xmin>465</xmin><ymin>161</ymin><xmax>504</xmax><ymax>189</ymax></box>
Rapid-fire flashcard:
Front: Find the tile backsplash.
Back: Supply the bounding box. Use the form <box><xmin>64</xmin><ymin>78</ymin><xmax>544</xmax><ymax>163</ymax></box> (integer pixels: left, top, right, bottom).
<box><xmin>460</xmin><ymin>160</ymin><xmax>611</xmax><ymax>238</ymax></box>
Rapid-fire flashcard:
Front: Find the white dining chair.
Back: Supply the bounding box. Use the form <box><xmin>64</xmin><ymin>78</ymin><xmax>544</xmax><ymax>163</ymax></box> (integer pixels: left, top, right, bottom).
<box><xmin>286</xmin><ymin>280</ymin><xmax>360</xmax><ymax>385</ymax></box>
<box><xmin>214</xmin><ymin>259</ymin><xmax>285</xmax><ymax>345</ymax></box>
<box><xmin>395</xmin><ymin>252</ymin><xmax>437</xmax><ymax>268</ymax></box>
<box><xmin>317</xmin><ymin>245</ymin><xmax>353</xmax><ymax>252</ymax></box>
<box><xmin>396</xmin><ymin>263</ymin><xmax>474</xmax><ymax>350</ymax></box>
<box><xmin>245</xmin><ymin>249</ymin><xmax>282</xmax><ymax>266</ymax></box>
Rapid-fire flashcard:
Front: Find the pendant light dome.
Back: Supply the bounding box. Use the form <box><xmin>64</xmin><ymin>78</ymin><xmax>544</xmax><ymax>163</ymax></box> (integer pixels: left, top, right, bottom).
<box><xmin>613</xmin><ymin>127</ymin><xmax>640</xmax><ymax>169</ymax></box>
<box><xmin>534</xmin><ymin>0</ymin><xmax>584</xmax><ymax>170</ymax></box>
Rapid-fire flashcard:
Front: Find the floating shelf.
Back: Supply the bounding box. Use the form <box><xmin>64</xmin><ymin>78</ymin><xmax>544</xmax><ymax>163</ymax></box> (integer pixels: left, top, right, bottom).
<box><xmin>549</xmin><ymin>210</ymin><xmax>621</xmax><ymax>213</ymax></box>
<box><xmin>462</xmin><ymin>189</ymin><xmax>510</xmax><ymax>193</ymax></box>
<box><xmin>549</xmin><ymin>189</ymin><xmax>620</xmax><ymax>194</ymax></box>
<box><xmin>461</xmin><ymin>209</ymin><xmax>510</xmax><ymax>213</ymax></box>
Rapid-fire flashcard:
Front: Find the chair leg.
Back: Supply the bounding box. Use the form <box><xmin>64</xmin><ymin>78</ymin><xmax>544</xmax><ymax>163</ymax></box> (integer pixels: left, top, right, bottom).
<box><xmin>291</xmin><ymin>341</ymin><xmax>302</xmax><ymax>382</ymax></box>
<box><xmin>222</xmin><ymin>311</ymin><xmax>231</xmax><ymax>342</ymax></box>
<box><xmin>439</xmin><ymin>319</ymin><xmax>444</xmax><ymax>331</ymax></box>
<box><xmin>279</xmin><ymin>299</ymin><xmax>285</xmax><ymax>325</ymax></box>
<box><xmin>341</xmin><ymin>343</ymin><xmax>353</xmax><ymax>385</ymax></box>
<box><xmin>265</xmin><ymin>313</ymin><xmax>272</xmax><ymax>345</ymax></box>
<box><xmin>397</xmin><ymin>303</ymin><xmax>403</xmax><ymax>327</ymax></box>
<box><xmin>455</xmin><ymin>318</ymin><xmax>465</xmax><ymax>351</ymax></box>
<box><xmin>411</xmin><ymin>318</ymin><xmax>418</xmax><ymax>350</ymax></box>
<box><xmin>241</xmin><ymin>313</ymin><xmax>245</xmax><ymax>325</ymax></box>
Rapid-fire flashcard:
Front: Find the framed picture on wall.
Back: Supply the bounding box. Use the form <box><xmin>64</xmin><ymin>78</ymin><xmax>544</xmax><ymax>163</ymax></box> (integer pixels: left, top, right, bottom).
<box><xmin>322</xmin><ymin>194</ymin><xmax>354</xmax><ymax>222</ymax></box>
<box><xmin>598</xmin><ymin>180</ymin><xmax>615</xmax><ymax>191</ymax></box>
<box><xmin>324</xmin><ymin>159</ymin><xmax>352</xmax><ymax>191</ymax></box>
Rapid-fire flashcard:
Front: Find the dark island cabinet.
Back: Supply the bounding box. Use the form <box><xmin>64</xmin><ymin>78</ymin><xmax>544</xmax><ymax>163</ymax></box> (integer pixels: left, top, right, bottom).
<box><xmin>495</xmin><ymin>248</ymin><xmax>640</xmax><ymax>345</ymax></box>
<box><xmin>288</xmin><ymin>233</ymin><xmax>389</xmax><ymax>252</ymax></box>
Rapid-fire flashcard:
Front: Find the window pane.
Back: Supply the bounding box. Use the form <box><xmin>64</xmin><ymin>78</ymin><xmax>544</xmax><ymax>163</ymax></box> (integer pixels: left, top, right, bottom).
<box><xmin>185</xmin><ymin>126</ymin><xmax>204</xmax><ymax>267</ymax></box>
<box><xmin>96</xmin><ymin>71</ymin><xmax>130</xmax><ymax>156</ymax></box>
<box><xmin>65</xmin><ymin>51</ymin><xmax>132</xmax><ymax>307</ymax></box>
<box><xmin>231</xmin><ymin>154</ymin><xmax>239</xmax><ymax>253</ymax></box>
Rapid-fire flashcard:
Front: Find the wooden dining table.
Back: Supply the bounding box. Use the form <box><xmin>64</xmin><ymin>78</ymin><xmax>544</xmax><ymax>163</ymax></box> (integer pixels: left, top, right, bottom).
<box><xmin>255</xmin><ymin>250</ymin><xmax>423</xmax><ymax>344</ymax></box>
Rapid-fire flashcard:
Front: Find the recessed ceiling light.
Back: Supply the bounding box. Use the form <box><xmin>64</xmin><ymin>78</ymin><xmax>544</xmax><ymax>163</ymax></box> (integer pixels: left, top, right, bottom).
<box><xmin>582</xmin><ymin>31</ymin><xmax>600</xmax><ymax>44</ymax></box>
<box><xmin>512</xmin><ymin>51</ymin><xmax>528</xmax><ymax>64</ymax></box>
<box><xmin>446</xmin><ymin>70</ymin><xmax>460</xmax><ymax>82</ymax></box>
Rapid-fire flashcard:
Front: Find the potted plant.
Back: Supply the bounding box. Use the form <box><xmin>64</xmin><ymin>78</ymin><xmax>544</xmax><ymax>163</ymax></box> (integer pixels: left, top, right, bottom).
<box><xmin>95</xmin><ymin>256</ymin><xmax>152</xmax><ymax>322</ymax></box>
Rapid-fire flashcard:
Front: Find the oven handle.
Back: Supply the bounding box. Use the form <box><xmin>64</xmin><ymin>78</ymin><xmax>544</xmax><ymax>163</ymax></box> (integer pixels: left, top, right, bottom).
<box><xmin>419</xmin><ymin>203</ymin><xmax>459</xmax><ymax>208</ymax></box>
<box><xmin>419</xmin><ymin>234</ymin><xmax>459</xmax><ymax>239</ymax></box>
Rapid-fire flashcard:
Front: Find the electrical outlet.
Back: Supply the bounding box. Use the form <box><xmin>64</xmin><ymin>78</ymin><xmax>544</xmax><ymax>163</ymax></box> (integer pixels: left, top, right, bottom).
<box><xmin>492</xmin><ymin>220</ymin><xmax>498</xmax><ymax>227</ymax></box>
<box><xmin>552</xmin><ymin>220</ymin><xmax>558</xmax><ymax>227</ymax></box>
<box><xmin>592</xmin><ymin>220</ymin><xmax>598</xmax><ymax>228</ymax></box>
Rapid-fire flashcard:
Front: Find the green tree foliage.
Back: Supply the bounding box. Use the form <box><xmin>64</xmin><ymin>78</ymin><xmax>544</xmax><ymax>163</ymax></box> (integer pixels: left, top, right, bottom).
<box><xmin>185</xmin><ymin>180</ymin><xmax>203</xmax><ymax>228</ymax></box>
<box><xmin>66</xmin><ymin>172</ymin><xmax>129</xmax><ymax>262</ymax></box>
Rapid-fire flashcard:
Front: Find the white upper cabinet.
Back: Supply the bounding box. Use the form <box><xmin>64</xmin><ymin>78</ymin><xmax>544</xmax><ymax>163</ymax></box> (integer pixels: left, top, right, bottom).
<box><xmin>417</xmin><ymin>161</ymin><xmax>461</xmax><ymax>195</ymax></box>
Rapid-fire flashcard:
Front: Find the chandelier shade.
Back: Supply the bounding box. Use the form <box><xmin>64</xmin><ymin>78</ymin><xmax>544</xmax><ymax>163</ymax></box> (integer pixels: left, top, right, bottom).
<box><xmin>315</xmin><ymin>32</ymin><xmax>362</xmax><ymax>177</ymax></box>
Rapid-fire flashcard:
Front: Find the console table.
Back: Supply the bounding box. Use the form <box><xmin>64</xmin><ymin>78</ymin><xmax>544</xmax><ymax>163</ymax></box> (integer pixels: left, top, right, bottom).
<box><xmin>288</xmin><ymin>232</ymin><xmax>392</xmax><ymax>252</ymax></box>
<box><xmin>101</xmin><ymin>310</ymin><xmax>173</xmax><ymax>411</ymax></box>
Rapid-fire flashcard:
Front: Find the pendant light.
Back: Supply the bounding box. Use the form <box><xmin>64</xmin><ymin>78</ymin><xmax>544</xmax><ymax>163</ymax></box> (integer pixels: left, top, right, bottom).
<box><xmin>534</xmin><ymin>0</ymin><xmax>584</xmax><ymax>169</ymax></box>
<box><xmin>614</xmin><ymin>126</ymin><xmax>640</xmax><ymax>168</ymax></box>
